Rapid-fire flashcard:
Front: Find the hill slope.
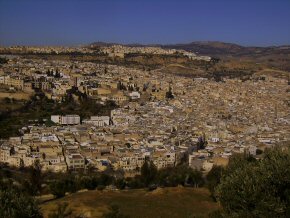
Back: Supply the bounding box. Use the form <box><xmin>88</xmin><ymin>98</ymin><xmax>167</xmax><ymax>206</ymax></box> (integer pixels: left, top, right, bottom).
<box><xmin>89</xmin><ymin>41</ymin><xmax>290</xmax><ymax>71</ymax></box>
<box><xmin>162</xmin><ymin>41</ymin><xmax>290</xmax><ymax>71</ymax></box>
<box><xmin>41</xmin><ymin>187</ymin><xmax>219</xmax><ymax>218</ymax></box>
<box><xmin>162</xmin><ymin>41</ymin><xmax>290</xmax><ymax>57</ymax></box>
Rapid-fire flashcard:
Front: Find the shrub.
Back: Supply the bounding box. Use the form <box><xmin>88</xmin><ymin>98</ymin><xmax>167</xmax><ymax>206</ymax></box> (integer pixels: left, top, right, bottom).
<box><xmin>216</xmin><ymin>148</ymin><xmax>290</xmax><ymax>217</ymax></box>
<box><xmin>0</xmin><ymin>188</ymin><xmax>42</xmax><ymax>218</ymax></box>
<box><xmin>49</xmin><ymin>180</ymin><xmax>66</xmax><ymax>198</ymax></box>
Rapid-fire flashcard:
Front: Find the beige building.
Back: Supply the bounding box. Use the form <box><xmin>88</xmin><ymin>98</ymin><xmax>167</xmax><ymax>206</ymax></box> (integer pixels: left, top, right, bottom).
<box><xmin>51</xmin><ymin>115</ymin><xmax>81</xmax><ymax>125</ymax></box>
<box><xmin>66</xmin><ymin>154</ymin><xmax>85</xmax><ymax>170</ymax></box>
<box><xmin>3</xmin><ymin>76</ymin><xmax>24</xmax><ymax>90</ymax></box>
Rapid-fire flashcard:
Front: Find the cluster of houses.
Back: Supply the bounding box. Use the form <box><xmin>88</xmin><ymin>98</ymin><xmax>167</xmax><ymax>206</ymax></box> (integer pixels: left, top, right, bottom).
<box><xmin>0</xmin><ymin>46</ymin><xmax>94</xmax><ymax>54</ymax></box>
<box><xmin>0</xmin><ymin>50</ymin><xmax>289</xmax><ymax>176</ymax></box>
<box><xmin>0</xmin><ymin>58</ymin><xmax>146</xmax><ymax>103</ymax></box>
<box><xmin>99</xmin><ymin>44</ymin><xmax>211</xmax><ymax>61</ymax></box>
<box><xmin>0</xmin><ymin>44</ymin><xmax>211</xmax><ymax>62</ymax></box>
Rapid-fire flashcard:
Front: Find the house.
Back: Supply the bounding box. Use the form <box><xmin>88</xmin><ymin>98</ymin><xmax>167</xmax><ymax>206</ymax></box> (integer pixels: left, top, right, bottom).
<box><xmin>66</xmin><ymin>153</ymin><xmax>85</xmax><ymax>170</ymax></box>
<box><xmin>189</xmin><ymin>154</ymin><xmax>213</xmax><ymax>172</ymax></box>
<box><xmin>82</xmin><ymin>116</ymin><xmax>110</xmax><ymax>127</ymax></box>
<box><xmin>51</xmin><ymin>115</ymin><xmax>81</xmax><ymax>125</ymax></box>
<box><xmin>152</xmin><ymin>151</ymin><xmax>176</xmax><ymax>169</ymax></box>
<box><xmin>2</xmin><ymin>76</ymin><xmax>24</xmax><ymax>90</ymax></box>
<box><xmin>117</xmin><ymin>155</ymin><xmax>145</xmax><ymax>171</ymax></box>
<box><xmin>129</xmin><ymin>91</ymin><xmax>141</xmax><ymax>100</ymax></box>
<box><xmin>110</xmin><ymin>92</ymin><xmax>129</xmax><ymax>104</ymax></box>
<box><xmin>0</xmin><ymin>146</ymin><xmax>10</xmax><ymax>163</ymax></box>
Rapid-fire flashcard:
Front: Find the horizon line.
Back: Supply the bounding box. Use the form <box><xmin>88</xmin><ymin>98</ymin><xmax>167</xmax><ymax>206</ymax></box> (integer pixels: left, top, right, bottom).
<box><xmin>0</xmin><ymin>40</ymin><xmax>290</xmax><ymax>48</ymax></box>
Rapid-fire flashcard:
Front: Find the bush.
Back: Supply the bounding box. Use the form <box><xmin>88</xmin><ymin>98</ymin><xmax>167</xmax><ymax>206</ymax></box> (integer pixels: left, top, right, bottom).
<box><xmin>48</xmin><ymin>202</ymin><xmax>72</xmax><ymax>218</ymax></box>
<box><xmin>80</xmin><ymin>176</ymin><xmax>98</xmax><ymax>190</ymax></box>
<box><xmin>157</xmin><ymin>165</ymin><xmax>204</xmax><ymax>188</ymax></box>
<box><xmin>97</xmin><ymin>185</ymin><xmax>106</xmax><ymax>191</ymax></box>
<box><xmin>125</xmin><ymin>176</ymin><xmax>144</xmax><ymax>189</ymax></box>
<box><xmin>0</xmin><ymin>188</ymin><xmax>42</xmax><ymax>218</ymax></box>
<box><xmin>140</xmin><ymin>161</ymin><xmax>157</xmax><ymax>186</ymax></box>
<box><xmin>216</xmin><ymin>148</ymin><xmax>290</xmax><ymax>217</ymax></box>
<box><xmin>64</xmin><ymin>177</ymin><xmax>79</xmax><ymax>193</ymax></box>
<box><xmin>256</xmin><ymin>149</ymin><xmax>263</xmax><ymax>155</ymax></box>
<box><xmin>115</xmin><ymin>178</ymin><xmax>126</xmax><ymax>190</ymax></box>
<box><xmin>102</xmin><ymin>205</ymin><xmax>129</xmax><ymax>218</ymax></box>
<box><xmin>99</xmin><ymin>174</ymin><xmax>114</xmax><ymax>186</ymax></box>
<box><xmin>49</xmin><ymin>180</ymin><xmax>66</xmax><ymax>198</ymax></box>
<box><xmin>206</xmin><ymin>166</ymin><xmax>224</xmax><ymax>199</ymax></box>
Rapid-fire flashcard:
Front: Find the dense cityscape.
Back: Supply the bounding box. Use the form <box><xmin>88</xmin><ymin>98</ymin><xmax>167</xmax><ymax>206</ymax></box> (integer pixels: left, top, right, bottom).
<box><xmin>1</xmin><ymin>0</ymin><xmax>290</xmax><ymax>217</ymax></box>
<box><xmin>0</xmin><ymin>45</ymin><xmax>289</xmax><ymax>175</ymax></box>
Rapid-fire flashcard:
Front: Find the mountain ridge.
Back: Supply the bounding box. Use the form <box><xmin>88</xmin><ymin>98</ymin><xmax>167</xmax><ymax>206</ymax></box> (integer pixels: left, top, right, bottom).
<box><xmin>90</xmin><ymin>41</ymin><xmax>290</xmax><ymax>57</ymax></box>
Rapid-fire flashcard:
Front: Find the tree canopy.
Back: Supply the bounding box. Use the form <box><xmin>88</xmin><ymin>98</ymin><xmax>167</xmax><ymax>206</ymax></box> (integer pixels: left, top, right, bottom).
<box><xmin>215</xmin><ymin>148</ymin><xmax>290</xmax><ymax>217</ymax></box>
<box><xmin>0</xmin><ymin>188</ymin><xmax>42</xmax><ymax>218</ymax></box>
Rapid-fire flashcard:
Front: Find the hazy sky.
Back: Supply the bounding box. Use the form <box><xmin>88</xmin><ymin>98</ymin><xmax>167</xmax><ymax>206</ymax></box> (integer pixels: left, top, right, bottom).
<box><xmin>0</xmin><ymin>0</ymin><xmax>290</xmax><ymax>46</ymax></box>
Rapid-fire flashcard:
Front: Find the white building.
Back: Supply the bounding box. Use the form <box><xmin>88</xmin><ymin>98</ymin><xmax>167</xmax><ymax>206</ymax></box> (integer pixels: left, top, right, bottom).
<box><xmin>82</xmin><ymin>116</ymin><xmax>110</xmax><ymax>127</ymax></box>
<box><xmin>129</xmin><ymin>91</ymin><xmax>141</xmax><ymax>100</ymax></box>
<box><xmin>51</xmin><ymin>115</ymin><xmax>80</xmax><ymax>125</ymax></box>
<box><xmin>66</xmin><ymin>153</ymin><xmax>85</xmax><ymax>170</ymax></box>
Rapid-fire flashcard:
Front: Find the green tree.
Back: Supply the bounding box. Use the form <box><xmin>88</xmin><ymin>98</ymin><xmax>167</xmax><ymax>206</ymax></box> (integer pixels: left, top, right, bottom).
<box><xmin>79</xmin><ymin>176</ymin><xmax>98</xmax><ymax>190</ymax></box>
<box><xmin>0</xmin><ymin>57</ymin><xmax>8</xmax><ymax>65</ymax></box>
<box><xmin>115</xmin><ymin>178</ymin><xmax>126</xmax><ymax>190</ymax></box>
<box><xmin>0</xmin><ymin>188</ymin><xmax>42</xmax><ymax>218</ymax></box>
<box><xmin>140</xmin><ymin>160</ymin><xmax>157</xmax><ymax>186</ymax></box>
<box><xmin>165</xmin><ymin>86</ymin><xmax>174</xmax><ymax>99</ymax></box>
<box><xmin>99</xmin><ymin>174</ymin><xmax>114</xmax><ymax>186</ymax></box>
<box><xmin>157</xmin><ymin>165</ymin><xmax>204</xmax><ymax>187</ymax></box>
<box><xmin>49</xmin><ymin>180</ymin><xmax>66</xmax><ymax>198</ymax></box>
<box><xmin>63</xmin><ymin>176</ymin><xmax>79</xmax><ymax>193</ymax></box>
<box><xmin>206</xmin><ymin>166</ymin><xmax>224</xmax><ymax>200</ymax></box>
<box><xmin>186</xmin><ymin>169</ymin><xmax>204</xmax><ymax>188</ymax></box>
<box><xmin>215</xmin><ymin>148</ymin><xmax>290</xmax><ymax>217</ymax></box>
<box><xmin>28</xmin><ymin>160</ymin><xmax>43</xmax><ymax>195</ymax></box>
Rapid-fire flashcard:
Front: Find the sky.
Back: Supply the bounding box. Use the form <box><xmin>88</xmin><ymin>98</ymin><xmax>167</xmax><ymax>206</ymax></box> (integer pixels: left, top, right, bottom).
<box><xmin>0</xmin><ymin>0</ymin><xmax>290</xmax><ymax>47</ymax></box>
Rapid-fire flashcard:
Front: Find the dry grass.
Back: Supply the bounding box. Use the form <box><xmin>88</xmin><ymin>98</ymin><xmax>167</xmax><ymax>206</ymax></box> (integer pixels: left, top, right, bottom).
<box><xmin>40</xmin><ymin>187</ymin><xmax>219</xmax><ymax>218</ymax></box>
<box><xmin>254</xmin><ymin>68</ymin><xmax>290</xmax><ymax>79</ymax></box>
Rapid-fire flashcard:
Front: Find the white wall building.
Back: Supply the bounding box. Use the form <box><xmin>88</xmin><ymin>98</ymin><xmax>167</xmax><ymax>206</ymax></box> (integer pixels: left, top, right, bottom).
<box><xmin>129</xmin><ymin>91</ymin><xmax>141</xmax><ymax>100</ymax></box>
<box><xmin>51</xmin><ymin>115</ymin><xmax>80</xmax><ymax>125</ymax></box>
<box><xmin>82</xmin><ymin>116</ymin><xmax>110</xmax><ymax>127</ymax></box>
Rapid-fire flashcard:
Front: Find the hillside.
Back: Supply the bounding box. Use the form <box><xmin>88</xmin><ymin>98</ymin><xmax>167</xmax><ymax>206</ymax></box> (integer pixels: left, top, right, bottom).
<box><xmin>40</xmin><ymin>187</ymin><xmax>219</xmax><ymax>218</ymax></box>
<box><xmin>90</xmin><ymin>41</ymin><xmax>290</xmax><ymax>71</ymax></box>
<box><xmin>162</xmin><ymin>41</ymin><xmax>247</xmax><ymax>56</ymax></box>
<box><xmin>90</xmin><ymin>41</ymin><xmax>290</xmax><ymax>58</ymax></box>
<box><xmin>162</xmin><ymin>41</ymin><xmax>290</xmax><ymax>71</ymax></box>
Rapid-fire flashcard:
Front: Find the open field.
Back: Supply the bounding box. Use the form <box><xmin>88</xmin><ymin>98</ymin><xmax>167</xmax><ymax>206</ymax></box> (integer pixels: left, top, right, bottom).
<box><xmin>40</xmin><ymin>187</ymin><xmax>219</xmax><ymax>218</ymax></box>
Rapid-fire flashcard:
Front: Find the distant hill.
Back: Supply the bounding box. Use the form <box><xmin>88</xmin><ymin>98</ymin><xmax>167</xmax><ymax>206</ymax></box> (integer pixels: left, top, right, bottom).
<box><xmin>90</xmin><ymin>40</ymin><xmax>290</xmax><ymax>57</ymax></box>
<box><xmin>89</xmin><ymin>41</ymin><xmax>290</xmax><ymax>72</ymax></box>
<box><xmin>168</xmin><ymin>42</ymin><xmax>290</xmax><ymax>71</ymax></box>
<box><xmin>162</xmin><ymin>41</ymin><xmax>247</xmax><ymax>56</ymax></box>
<box><xmin>161</xmin><ymin>41</ymin><xmax>290</xmax><ymax>58</ymax></box>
